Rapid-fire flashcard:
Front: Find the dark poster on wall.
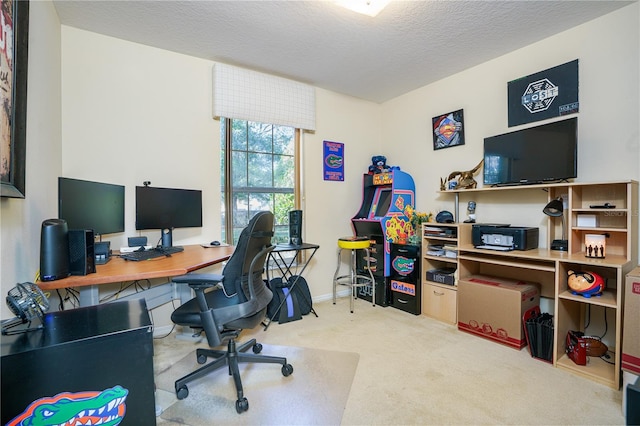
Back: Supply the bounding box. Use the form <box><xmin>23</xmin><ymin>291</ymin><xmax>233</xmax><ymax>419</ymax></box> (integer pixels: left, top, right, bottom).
<box><xmin>508</xmin><ymin>59</ymin><xmax>579</xmax><ymax>127</ymax></box>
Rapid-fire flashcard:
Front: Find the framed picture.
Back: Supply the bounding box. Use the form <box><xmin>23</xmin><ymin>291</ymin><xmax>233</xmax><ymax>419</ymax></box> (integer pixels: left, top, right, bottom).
<box><xmin>1</xmin><ymin>0</ymin><xmax>29</xmax><ymax>198</ymax></box>
<box><xmin>432</xmin><ymin>109</ymin><xmax>464</xmax><ymax>150</ymax></box>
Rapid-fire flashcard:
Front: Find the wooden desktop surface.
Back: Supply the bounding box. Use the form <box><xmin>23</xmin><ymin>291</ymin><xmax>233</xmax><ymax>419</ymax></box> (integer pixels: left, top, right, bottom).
<box><xmin>38</xmin><ymin>245</ymin><xmax>235</xmax><ymax>290</ymax></box>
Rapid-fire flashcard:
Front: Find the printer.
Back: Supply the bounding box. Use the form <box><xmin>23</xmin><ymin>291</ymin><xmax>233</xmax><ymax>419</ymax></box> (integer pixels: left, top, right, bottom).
<box><xmin>472</xmin><ymin>224</ymin><xmax>539</xmax><ymax>251</ymax></box>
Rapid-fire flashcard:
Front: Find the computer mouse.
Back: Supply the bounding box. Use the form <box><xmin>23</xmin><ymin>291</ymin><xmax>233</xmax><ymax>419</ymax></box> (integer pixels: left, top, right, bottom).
<box><xmin>211</xmin><ymin>240</ymin><xmax>221</xmax><ymax>246</ymax></box>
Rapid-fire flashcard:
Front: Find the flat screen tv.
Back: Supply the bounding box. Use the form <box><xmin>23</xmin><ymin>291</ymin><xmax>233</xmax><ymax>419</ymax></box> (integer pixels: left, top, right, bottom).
<box><xmin>483</xmin><ymin>117</ymin><xmax>577</xmax><ymax>186</ymax></box>
<box><xmin>58</xmin><ymin>177</ymin><xmax>125</xmax><ymax>236</ymax></box>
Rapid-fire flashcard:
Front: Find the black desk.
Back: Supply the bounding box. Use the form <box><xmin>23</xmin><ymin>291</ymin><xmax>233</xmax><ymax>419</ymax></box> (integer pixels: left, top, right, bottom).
<box><xmin>1</xmin><ymin>299</ymin><xmax>155</xmax><ymax>425</ymax></box>
<box><xmin>264</xmin><ymin>243</ymin><xmax>319</xmax><ymax>330</ymax></box>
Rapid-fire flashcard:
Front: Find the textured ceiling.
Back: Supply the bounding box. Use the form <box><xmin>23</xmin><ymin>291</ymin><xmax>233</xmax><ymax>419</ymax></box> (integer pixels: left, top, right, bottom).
<box><xmin>52</xmin><ymin>0</ymin><xmax>634</xmax><ymax>103</ymax></box>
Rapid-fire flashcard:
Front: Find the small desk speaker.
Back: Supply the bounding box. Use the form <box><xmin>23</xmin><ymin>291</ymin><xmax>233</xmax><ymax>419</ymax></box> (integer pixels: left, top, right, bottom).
<box><xmin>289</xmin><ymin>210</ymin><xmax>303</xmax><ymax>246</ymax></box>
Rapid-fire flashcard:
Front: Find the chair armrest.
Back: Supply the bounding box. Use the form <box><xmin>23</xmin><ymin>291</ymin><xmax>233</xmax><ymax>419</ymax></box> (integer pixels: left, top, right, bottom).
<box><xmin>172</xmin><ymin>273</ymin><xmax>224</xmax><ymax>290</ymax></box>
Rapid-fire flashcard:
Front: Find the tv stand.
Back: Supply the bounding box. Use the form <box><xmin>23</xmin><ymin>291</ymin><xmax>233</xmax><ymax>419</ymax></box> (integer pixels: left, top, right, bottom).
<box><xmin>438</xmin><ymin>180</ymin><xmax>638</xmax><ymax>389</ymax></box>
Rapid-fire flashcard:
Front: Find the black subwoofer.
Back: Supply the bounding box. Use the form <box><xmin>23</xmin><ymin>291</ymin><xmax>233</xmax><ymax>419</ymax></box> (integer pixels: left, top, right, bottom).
<box><xmin>40</xmin><ymin>219</ymin><xmax>70</xmax><ymax>282</ymax></box>
<box><xmin>289</xmin><ymin>210</ymin><xmax>303</xmax><ymax>246</ymax></box>
<box><xmin>68</xmin><ymin>229</ymin><xmax>96</xmax><ymax>276</ymax></box>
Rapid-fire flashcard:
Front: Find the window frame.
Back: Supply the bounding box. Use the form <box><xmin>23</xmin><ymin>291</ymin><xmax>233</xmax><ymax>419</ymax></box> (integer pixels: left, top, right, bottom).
<box><xmin>221</xmin><ymin>118</ymin><xmax>301</xmax><ymax>245</ymax></box>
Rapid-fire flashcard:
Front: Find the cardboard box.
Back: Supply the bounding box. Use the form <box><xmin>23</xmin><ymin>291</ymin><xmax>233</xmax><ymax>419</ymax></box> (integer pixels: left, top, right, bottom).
<box><xmin>623</xmin><ymin>267</ymin><xmax>640</xmax><ymax>374</ymax></box>
<box><xmin>458</xmin><ymin>275</ymin><xmax>540</xmax><ymax>349</ymax></box>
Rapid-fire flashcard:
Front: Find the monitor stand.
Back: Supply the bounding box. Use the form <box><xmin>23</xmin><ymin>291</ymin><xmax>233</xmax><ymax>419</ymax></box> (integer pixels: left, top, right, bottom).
<box><xmin>161</xmin><ymin>228</ymin><xmax>173</xmax><ymax>248</ymax></box>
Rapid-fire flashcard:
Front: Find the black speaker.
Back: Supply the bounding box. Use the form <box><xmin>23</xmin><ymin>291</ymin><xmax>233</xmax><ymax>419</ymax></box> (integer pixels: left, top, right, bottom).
<box><xmin>289</xmin><ymin>210</ymin><xmax>303</xmax><ymax>246</ymax></box>
<box><xmin>68</xmin><ymin>229</ymin><xmax>96</xmax><ymax>276</ymax></box>
<box><xmin>40</xmin><ymin>219</ymin><xmax>70</xmax><ymax>282</ymax></box>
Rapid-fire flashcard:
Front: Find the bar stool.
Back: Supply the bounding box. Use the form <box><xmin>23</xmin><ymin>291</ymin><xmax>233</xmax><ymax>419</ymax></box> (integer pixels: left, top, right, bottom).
<box><xmin>333</xmin><ymin>236</ymin><xmax>376</xmax><ymax>313</ymax></box>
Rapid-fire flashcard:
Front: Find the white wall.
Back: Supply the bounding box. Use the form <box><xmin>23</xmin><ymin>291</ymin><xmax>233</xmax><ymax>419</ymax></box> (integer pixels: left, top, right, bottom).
<box><xmin>61</xmin><ymin>27</ymin><xmax>220</xmax><ymax>250</ymax></box>
<box><xmin>382</xmin><ymin>3</ymin><xmax>639</xmax><ymax>239</ymax></box>
<box><xmin>0</xmin><ymin>1</ymin><xmax>61</xmax><ymax>319</ymax></box>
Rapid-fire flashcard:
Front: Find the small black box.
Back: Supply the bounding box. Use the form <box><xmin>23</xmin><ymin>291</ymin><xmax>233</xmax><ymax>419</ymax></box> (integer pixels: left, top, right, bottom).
<box><xmin>128</xmin><ymin>236</ymin><xmax>148</xmax><ymax>247</ymax></box>
<box><xmin>426</xmin><ymin>268</ymin><xmax>456</xmax><ymax>286</ymax></box>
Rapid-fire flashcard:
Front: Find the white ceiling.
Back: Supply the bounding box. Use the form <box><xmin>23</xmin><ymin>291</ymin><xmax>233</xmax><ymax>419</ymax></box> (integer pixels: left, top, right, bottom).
<box><xmin>52</xmin><ymin>0</ymin><xmax>634</xmax><ymax>103</ymax></box>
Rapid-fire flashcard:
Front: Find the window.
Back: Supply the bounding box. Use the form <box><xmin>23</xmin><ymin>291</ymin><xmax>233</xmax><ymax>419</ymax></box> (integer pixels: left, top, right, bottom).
<box><xmin>221</xmin><ymin>118</ymin><xmax>299</xmax><ymax>244</ymax></box>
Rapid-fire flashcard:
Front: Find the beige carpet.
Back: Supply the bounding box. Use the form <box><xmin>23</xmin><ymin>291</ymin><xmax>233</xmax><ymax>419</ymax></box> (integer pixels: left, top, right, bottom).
<box><xmin>153</xmin><ymin>298</ymin><xmax>626</xmax><ymax>425</ymax></box>
<box><xmin>155</xmin><ymin>343</ymin><xmax>359</xmax><ymax>425</ymax></box>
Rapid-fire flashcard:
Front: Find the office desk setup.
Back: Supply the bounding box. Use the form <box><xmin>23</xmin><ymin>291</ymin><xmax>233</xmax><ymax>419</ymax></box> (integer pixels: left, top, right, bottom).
<box><xmin>37</xmin><ymin>245</ymin><xmax>235</xmax><ymax>308</ymax></box>
<box><xmin>264</xmin><ymin>242</ymin><xmax>319</xmax><ymax>330</ymax></box>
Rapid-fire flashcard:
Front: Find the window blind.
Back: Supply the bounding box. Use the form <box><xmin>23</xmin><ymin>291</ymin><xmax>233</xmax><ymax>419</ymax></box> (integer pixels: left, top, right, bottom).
<box><xmin>213</xmin><ymin>63</ymin><xmax>316</xmax><ymax>131</ymax></box>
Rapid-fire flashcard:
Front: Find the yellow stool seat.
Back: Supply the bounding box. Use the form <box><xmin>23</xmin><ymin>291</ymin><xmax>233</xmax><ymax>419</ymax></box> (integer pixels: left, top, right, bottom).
<box><xmin>333</xmin><ymin>236</ymin><xmax>376</xmax><ymax>313</ymax></box>
<box><xmin>338</xmin><ymin>236</ymin><xmax>370</xmax><ymax>250</ymax></box>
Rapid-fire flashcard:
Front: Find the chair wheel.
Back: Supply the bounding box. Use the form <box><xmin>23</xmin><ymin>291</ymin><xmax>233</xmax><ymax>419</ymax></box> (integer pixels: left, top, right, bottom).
<box><xmin>281</xmin><ymin>363</ymin><xmax>294</xmax><ymax>376</ymax></box>
<box><xmin>252</xmin><ymin>343</ymin><xmax>263</xmax><ymax>354</ymax></box>
<box><xmin>197</xmin><ymin>354</ymin><xmax>207</xmax><ymax>364</ymax></box>
<box><xmin>236</xmin><ymin>397</ymin><xmax>249</xmax><ymax>413</ymax></box>
<box><xmin>176</xmin><ymin>385</ymin><xmax>189</xmax><ymax>400</ymax></box>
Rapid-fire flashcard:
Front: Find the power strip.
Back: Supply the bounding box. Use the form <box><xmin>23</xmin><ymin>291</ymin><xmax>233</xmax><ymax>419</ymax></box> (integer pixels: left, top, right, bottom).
<box><xmin>120</xmin><ymin>245</ymin><xmax>153</xmax><ymax>253</ymax></box>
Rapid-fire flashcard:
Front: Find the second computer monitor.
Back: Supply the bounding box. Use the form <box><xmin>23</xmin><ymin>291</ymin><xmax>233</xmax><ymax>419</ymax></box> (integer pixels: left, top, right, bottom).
<box><xmin>135</xmin><ymin>185</ymin><xmax>203</xmax><ymax>247</ymax></box>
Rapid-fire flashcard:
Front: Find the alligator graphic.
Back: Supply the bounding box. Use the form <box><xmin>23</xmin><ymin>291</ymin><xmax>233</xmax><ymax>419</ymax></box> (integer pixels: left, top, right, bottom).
<box><xmin>8</xmin><ymin>385</ymin><xmax>128</xmax><ymax>426</ymax></box>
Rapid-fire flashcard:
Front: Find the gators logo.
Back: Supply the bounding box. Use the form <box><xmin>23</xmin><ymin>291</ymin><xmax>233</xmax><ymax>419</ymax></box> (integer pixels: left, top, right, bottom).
<box><xmin>324</xmin><ymin>154</ymin><xmax>343</xmax><ymax>168</ymax></box>
<box><xmin>392</xmin><ymin>256</ymin><xmax>414</xmax><ymax>275</ymax></box>
<box><xmin>8</xmin><ymin>385</ymin><xmax>128</xmax><ymax>426</ymax></box>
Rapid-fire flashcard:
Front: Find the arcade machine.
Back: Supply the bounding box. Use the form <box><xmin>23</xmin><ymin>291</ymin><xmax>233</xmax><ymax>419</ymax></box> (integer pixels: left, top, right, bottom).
<box><xmin>351</xmin><ymin>160</ymin><xmax>415</xmax><ymax>306</ymax></box>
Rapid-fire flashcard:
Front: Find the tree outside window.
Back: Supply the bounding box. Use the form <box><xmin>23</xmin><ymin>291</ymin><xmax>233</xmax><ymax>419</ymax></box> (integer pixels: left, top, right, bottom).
<box><xmin>221</xmin><ymin>119</ymin><xmax>296</xmax><ymax>244</ymax></box>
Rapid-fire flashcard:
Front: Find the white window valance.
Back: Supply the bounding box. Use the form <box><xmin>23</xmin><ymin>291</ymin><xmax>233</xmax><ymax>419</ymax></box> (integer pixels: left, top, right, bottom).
<box><xmin>213</xmin><ymin>63</ymin><xmax>316</xmax><ymax>131</ymax></box>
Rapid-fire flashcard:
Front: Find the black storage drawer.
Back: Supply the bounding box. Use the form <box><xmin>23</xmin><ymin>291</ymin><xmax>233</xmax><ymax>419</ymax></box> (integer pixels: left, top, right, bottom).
<box><xmin>388</xmin><ymin>243</ymin><xmax>421</xmax><ymax>315</ymax></box>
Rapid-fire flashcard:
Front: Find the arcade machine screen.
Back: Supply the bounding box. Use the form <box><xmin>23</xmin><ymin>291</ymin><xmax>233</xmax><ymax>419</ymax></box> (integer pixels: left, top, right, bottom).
<box><xmin>373</xmin><ymin>188</ymin><xmax>392</xmax><ymax>218</ymax></box>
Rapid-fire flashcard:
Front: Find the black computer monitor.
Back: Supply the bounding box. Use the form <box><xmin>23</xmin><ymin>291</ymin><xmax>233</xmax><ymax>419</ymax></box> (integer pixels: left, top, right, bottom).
<box><xmin>58</xmin><ymin>177</ymin><xmax>125</xmax><ymax>237</ymax></box>
<box><xmin>135</xmin><ymin>185</ymin><xmax>203</xmax><ymax>247</ymax></box>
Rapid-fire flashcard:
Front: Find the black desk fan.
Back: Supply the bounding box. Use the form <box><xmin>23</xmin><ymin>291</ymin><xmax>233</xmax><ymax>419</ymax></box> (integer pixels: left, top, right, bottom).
<box><xmin>1</xmin><ymin>283</ymin><xmax>49</xmax><ymax>335</ymax></box>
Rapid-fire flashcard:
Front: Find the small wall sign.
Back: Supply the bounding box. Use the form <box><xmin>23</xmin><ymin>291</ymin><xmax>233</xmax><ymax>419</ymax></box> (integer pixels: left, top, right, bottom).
<box><xmin>323</xmin><ymin>140</ymin><xmax>344</xmax><ymax>181</ymax></box>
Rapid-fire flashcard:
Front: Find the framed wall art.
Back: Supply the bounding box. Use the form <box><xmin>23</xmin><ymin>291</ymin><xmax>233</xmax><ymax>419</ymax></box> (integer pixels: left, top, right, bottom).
<box><xmin>432</xmin><ymin>109</ymin><xmax>464</xmax><ymax>150</ymax></box>
<box><xmin>1</xmin><ymin>0</ymin><xmax>29</xmax><ymax>198</ymax></box>
<box><xmin>507</xmin><ymin>59</ymin><xmax>579</xmax><ymax>127</ymax></box>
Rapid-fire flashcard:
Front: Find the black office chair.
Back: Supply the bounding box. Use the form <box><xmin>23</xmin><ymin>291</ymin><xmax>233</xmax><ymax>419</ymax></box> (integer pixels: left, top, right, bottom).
<box><xmin>170</xmin><ymin>211</ymin><xmax>293</xmax><ymax>413</ymax></box>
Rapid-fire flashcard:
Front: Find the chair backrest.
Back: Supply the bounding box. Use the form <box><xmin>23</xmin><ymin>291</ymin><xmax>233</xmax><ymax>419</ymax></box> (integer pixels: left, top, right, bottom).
<box><xmin>207</xmin><ymin>211</ymin><xmax>274</xmax><ymax>339</ymax></box>
<box><xmin>221</xmin><ymin>210</ymin><xmax>274</xmax><ymax>303</ymax></box>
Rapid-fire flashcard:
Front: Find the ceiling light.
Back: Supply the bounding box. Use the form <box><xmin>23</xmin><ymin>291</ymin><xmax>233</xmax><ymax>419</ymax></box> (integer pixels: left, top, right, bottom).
<box><xmin>335</xmin><ymin>0</ymin><xmax>391</xmax><ymax>17</ymax></box>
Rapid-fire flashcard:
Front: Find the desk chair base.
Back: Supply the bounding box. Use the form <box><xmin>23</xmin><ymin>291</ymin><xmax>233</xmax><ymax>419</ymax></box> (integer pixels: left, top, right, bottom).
<box><xmin>333</xmin><ymin>238</ymin><xmax>376</xmax><ymax>313</ymax></box>
<box><xmin>174</xmin><ymin>337</ymin><xmax>293</xmax><ymax>413</ymax></box>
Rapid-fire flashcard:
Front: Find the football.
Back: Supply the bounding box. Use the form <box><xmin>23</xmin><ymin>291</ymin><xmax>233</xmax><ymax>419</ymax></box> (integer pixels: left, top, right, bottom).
<box><xmin>584</xmin><ymin>337</ymin><xmax>608</xmax><ymax>357</ymax></box>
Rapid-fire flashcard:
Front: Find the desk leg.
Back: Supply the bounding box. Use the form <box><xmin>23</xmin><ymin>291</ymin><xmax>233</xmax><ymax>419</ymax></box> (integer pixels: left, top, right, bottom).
<box><xmin>79</xmin><ymin>285</ymin><xmax>99</xmax><ymax>306</ymax></box>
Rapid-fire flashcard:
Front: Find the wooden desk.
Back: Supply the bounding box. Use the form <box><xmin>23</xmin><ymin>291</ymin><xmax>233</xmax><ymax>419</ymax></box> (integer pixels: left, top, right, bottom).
<box><xmin>38</xmin><ymin>245</ymin><xmax>234</xmax><ymax>307</ymax></box>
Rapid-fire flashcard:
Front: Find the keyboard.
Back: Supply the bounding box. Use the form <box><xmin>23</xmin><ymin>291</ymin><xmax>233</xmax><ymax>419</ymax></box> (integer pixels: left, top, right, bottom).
<box><xmin>120</xmin><ymin>246</ymin><xmax>184</xmax><ymax>261</ymax></box>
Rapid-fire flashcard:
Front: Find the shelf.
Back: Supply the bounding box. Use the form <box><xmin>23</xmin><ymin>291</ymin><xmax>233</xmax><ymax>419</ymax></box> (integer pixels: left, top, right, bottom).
<box><xmin>572</xmin><ymin>226</ymin><xmax>627</xmax><ymax>232</ymax></box>
<box><xmin>439</xmin><ymin>180</ymin><xmax>637</xmax><ymax>390</ymax></box>
<box><xmin>423</xmin><ymin>254</ymin><xmax>458</xmax><ymax>263</ymax></box>
<box><xmin>424</xmin><ymin>280</ymin><xmax>457</xmax><ymax>290</ymax></box>
<box><xmin>458</xmin><ymin>253</ymin><xmax>556</xmax><ymax>272</ymax></box>
<box><xmin>423</xmin><ymin>235</ymin><xmax>458</xmax><ymax>242</ymax></box>
<box><xmin>556</xmin><ymin>354</ymin><xmax>616</xmax><ymax>388</ymax></box>
<box><xmin>557</xmin><ymin>288</ymin><xmax>617</xmax><ymax>309</ymax></box>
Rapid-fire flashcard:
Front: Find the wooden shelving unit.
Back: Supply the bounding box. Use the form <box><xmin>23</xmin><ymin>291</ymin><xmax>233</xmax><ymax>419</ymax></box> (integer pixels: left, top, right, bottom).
<box><xmin>439</xmin><ymin>180</ymin><xmax>637</xmax><ymax>389</ymax></box>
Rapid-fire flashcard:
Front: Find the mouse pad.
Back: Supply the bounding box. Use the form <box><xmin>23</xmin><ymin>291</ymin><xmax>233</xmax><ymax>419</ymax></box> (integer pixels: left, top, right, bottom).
<box><xmin>201</xmin><ymin>243</ymin><xmax>230</xmax><ymax>248</ymax></box>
